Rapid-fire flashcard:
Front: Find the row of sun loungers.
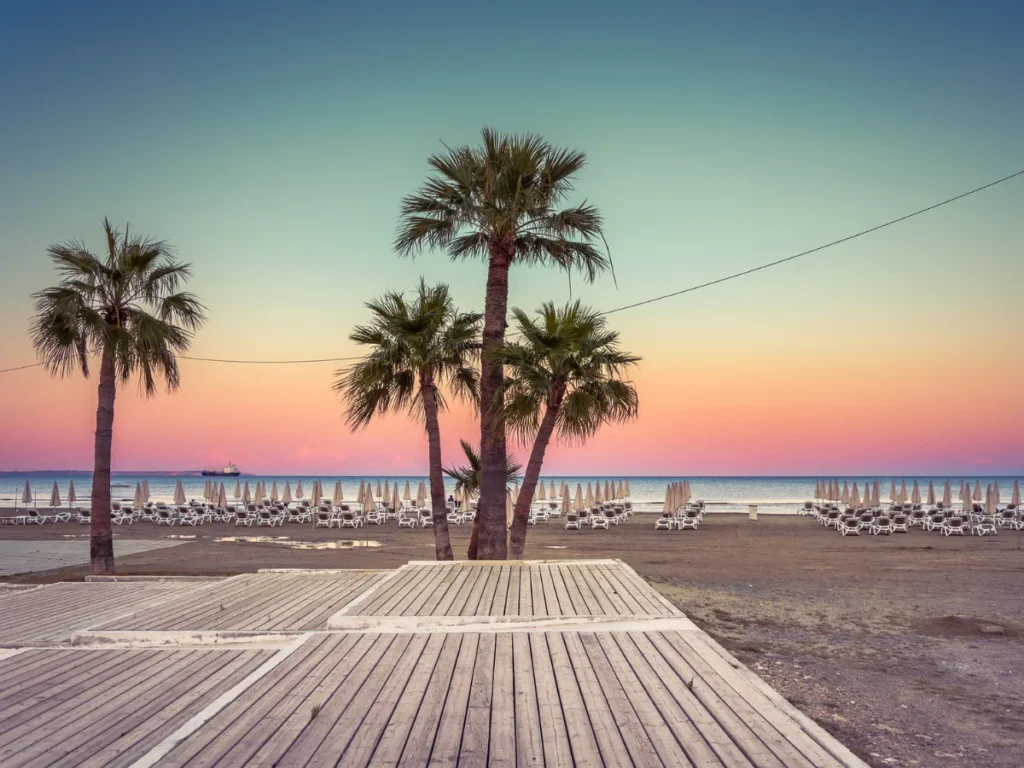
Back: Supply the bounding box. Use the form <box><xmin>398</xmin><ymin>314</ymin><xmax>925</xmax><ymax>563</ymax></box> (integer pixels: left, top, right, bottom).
<box><xmin>653</xmin><ymin>502</ymin><xmax>706</xmax><ymax>531</ymax></box>
<box><xmin>804</xmin><ymin>502</ymin><xmax>1019</xmax><ymax>536</ymax></box>
<box><xmin>564</xmin><ymin>502</ymin><xmax>634</xmax><ymax>530</ymax></box>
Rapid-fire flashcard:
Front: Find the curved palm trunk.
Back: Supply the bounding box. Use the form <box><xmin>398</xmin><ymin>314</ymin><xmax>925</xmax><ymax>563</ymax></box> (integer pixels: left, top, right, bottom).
<box><xmin>509</xmin><ymin>388</ymin><xmax>564</xmax><ymax>559</ymax></box>
<box><xmin>90</xmin><ymin>345</ymin><xmax>116</xmax><ymax>574</ymax></box>
<box><xmin>473</xmin><ymin>248</ymin><xmax>511</xmax><ymax>560</ymax></box>
<box><xmin>420</xmin><ymin>374</ymin><xmax>455</xmax><ymax>561</ymax></box>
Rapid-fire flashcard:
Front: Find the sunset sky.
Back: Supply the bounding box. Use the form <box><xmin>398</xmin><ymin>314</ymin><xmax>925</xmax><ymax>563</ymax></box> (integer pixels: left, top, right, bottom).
<box><xmin>1</xmin><ymin>1</ymin><xmax>1022</xmax><ymax>475</ymax></box>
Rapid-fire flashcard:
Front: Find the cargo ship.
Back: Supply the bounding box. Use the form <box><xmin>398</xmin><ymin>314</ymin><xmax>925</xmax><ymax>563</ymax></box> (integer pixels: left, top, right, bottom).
<box><xmin>201</xmin><ymin>462</ymin><xmax>240</xmax><ymax>477</ymax></box>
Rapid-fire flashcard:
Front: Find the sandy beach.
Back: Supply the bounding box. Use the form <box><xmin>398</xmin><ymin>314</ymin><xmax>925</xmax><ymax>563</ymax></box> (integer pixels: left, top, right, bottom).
<box><xmin>1</xmin><ymin>514</ymin><xmax>1021</xmax><ymax>767</ymax></box>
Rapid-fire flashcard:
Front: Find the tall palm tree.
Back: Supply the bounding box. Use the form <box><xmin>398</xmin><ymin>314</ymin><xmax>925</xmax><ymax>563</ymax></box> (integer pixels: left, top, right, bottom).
<box><xmin>396</xmin><ymin>128</ymin><xmax>610</xmax><ymax>559</ymax></box>
<box><xmin>443</xmin><ymin>439</ymin><xmax>522</xmax><ymax>500</ymax></box>
<box><xmin>30</xmin><ymin>219</ymin><xmax>206</xmax><ymax>574</ymax></box>
<box><xmin>499</xmin><ymin>301</ymin><xmax>639</xmax><ymax>559</ymax></box>
<box><xmin>335</xmin><ymin>280</ymin><xmax>481</xmax><ymax>561</ymax></box>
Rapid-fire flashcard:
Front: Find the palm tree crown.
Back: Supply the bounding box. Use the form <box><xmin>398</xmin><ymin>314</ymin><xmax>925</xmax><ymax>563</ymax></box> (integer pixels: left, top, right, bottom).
<box><xmin>395</xmin><ymin>128</ymin><xmax>609</xmax><ymax>278</ymax></box>
<box><xmin>443</xmin><ymin>440</ymin><xmax>522</xmax><ymax>498</ymax></box>
<box><xmin>500</xmin><ymin>301</ymin><xmax>640</xmax><ymax>443</ymax></box>
<box><xmin>30</xmin><ymin>218</ymin><xmax>206</xmax><ymax>392</ymax></box>
<box><xmin>335</xmin><ymin>280</ymin><xmax>481</xmax><ymax>427</ymax></box>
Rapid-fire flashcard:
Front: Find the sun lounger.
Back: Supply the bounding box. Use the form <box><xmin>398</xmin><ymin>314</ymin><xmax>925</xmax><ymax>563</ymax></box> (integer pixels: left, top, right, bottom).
<box><xmin>590</xmin><ymin>510</ymin><xmax>609</xmax><ymax>529</ymax></box>
<box><xmin>340</xmin><ymin>510</ymin><xmax>361</xmax><ymax>528</ymax></box>
<box><xmin>565</xmin><ymin>512</ymin><xmax>581</xmax><ymax>530</ymax></box>
<box><xmin>942</xmin><ymin>516</ymin><xmax>967</xmax><ymax>536</ymax></box>
<box><xmin>654</xmin><ymin>511</ymin><xmax>674</xmax><ymax>530</ymax></box>
<box><xmin>419</xmin><ymin>508</ymin><xmax>433</xmax><ymax>527</ymax></box>
<box><xmin>891</xmin><ymin>513</ymin><xmax>909</xmax><ymax>533</ymax></box>
<box><xmin>870</xmin><ymin>515</ymin><xmax>893</xmax><ymax>535</ymax></box>
<box><xmin>839</xmin><ymin>516</ymin><xmax>860</xmax><ymax>536</ymax></box>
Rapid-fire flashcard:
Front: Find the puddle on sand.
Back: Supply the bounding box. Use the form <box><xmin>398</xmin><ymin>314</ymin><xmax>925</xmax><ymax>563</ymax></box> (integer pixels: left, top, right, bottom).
<box><xmin>544</xmin><ymin>545</ymin><xmax>568</xmax><ymax>550</ymax></box>
<box><xmin>166</xmin><ymin>534</ymin><xmax>198</xmax><ymax>540</ymax></box>
<box><xmin>213</xmin><ymin>536</ymin><xmax>381</xmax><ymax>549</ymax></box>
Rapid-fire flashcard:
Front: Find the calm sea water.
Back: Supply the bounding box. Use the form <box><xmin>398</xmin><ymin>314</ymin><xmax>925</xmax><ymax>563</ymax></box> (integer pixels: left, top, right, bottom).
<box><xmin>1</xmin><ymin>474</ymin><xmax>1018</xmax><ymax>515</ymax></box>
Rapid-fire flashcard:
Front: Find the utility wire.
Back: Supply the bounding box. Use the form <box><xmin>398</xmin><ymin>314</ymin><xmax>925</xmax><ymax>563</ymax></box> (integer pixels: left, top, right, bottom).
<box><xmin>2</xmin><ymin>168</ymin><xmax>1021</xmax><ymax>372</ymax></box>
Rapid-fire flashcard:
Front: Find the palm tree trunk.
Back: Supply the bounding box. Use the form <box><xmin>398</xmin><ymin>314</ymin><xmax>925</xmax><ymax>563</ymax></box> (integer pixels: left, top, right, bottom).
<box><xmin>420</xmin><ymin>373</ymin><xmax>455</xmax><ymax>561</ymax></box>
<box><xmin>89</xmin><ymin>344</ymin><xmax>116</xmax><ymax>574</ymax></box>
<box><xmin>472</xmin><ymin>246</ymin><xmax>511</xmax><ymax>560</ymax></box>
<box><xmin>508</xmin><ymin>388</ymin><xmax>564</xmax><ymax>559</ymax></box>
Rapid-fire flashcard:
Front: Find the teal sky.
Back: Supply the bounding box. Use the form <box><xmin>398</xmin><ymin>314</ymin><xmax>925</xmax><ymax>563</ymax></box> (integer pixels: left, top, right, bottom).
<box><xmin>1</xmin><ymin>1</ymin><xmax>1022</xmax><ymax>474</ymax></box>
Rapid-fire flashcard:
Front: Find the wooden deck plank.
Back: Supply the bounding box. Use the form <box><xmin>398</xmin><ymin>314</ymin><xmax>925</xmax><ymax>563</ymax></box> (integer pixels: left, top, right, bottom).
<box><xmin>547</xmin><ymin>565</ymin><xmax>577</xmax><ymax>616</ymax></box>
<box><xmin>0</xmin><ymin>650</ymin><xmax>116</xmax><ymax>702</ymax></box>
<box><xmin>530</xmin><ymin>565</ymin><xmax>548</xmax><ymax>616</ymax></box>
<box><xmin>545</xmin><ymin>632</ymin><xmax>603</xmax><ymax>767</ymax></box>
<box><xmin>512</xmin><ymin>632</ymin><xmax>543</xmax><ymax>766</ymax></box>
<box><xmin>451</xmin><ymin>565</ymin><xmax>488</xmax><ymax>617</ymax></box>
<box><xmin>586</xmin><ymin>565</ymin><xmax>632</xmax><ymax>616</ymax></box>
<box><xmin>529</xmin><ymin>632</ymin><xmax>574</xmax><ymax>766</ymax></box>
<box><xmin>570</xmin><ymin>564</ymin><xmax>614</xmax><ymax>615</ymax></box>
<box><xmin>488</xmin><ymin>633</ymin><xmax>517</xmax><ymax>768</ymax></box>
<box><xmin>562</xmin><ymin>632</ymin><xmax>635</xmax><ymax>766</ymax></box>
<box><xmin>430</xmin><ymin>568</ymin><xmax>472</xmax><ymax>618</ymax></box>
<box><xmin>355</xmin><ymin>568</ymin><xmax>418</xmax><ymax>615</ymax></box>
<box><xmin>336</xmin><ymin>634</ymin><xmax>432</xmax><ymax>768</ymax></box>
<box><xmin>600</xmin><ymin>563</ymin><xmax>662</xmax><ymax>616</ymax></box>
<box><xmin>458</xmin><ymin>632</ymin><xmax>495</xmax><ymax>767</ymax></box>
<box><xmin>395</xmin><ymin>634</ymin><xmax>464</xmax><ymax>767</ymax></box>
<box><xmin>487</xmin><ymin>565</ymin><xmax>510</xmax><ymax>617</ymax></box>
<box><xmin>504</xmin><ymin>564</ymin><xmax>521</xmax><ymax>617</ymax></box>
<box><xmin>428</xmin><ymin>632</ymin><xmax>479</xmax><ymax>765</ymax></box>
<box><xmin>625</xmin><ymin>632</ymin><xmax>754</xmax><ymax>768</ymax></box>
<box><xmin>362</xmin><ymin>634</ymin><xmax>447</xmax><ymax>767</ymax></box>
<box><xmin>578</xmin><ymin>632</ymin><xmax>663</xmax><ymax>767</ymax></box>
<box><xmin>468</xmin><ymin>564</ymin><xmax>500</xmax><ymax>617</ymax></box>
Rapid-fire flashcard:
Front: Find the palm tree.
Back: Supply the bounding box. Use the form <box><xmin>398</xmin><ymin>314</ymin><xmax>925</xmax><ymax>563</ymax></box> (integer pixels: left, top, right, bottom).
<box><xmin>335</xmin><ymin>280</ymin><xmax>481</xmax><ymax>561</ymax></box>
<box><xmin>396</xmin><ymin>128</ymin><xmax>610</xmax><ymax>559</ymax></box>
<box><xmin>30</xmin><ymin>219</ymin><xmax>206</xmax><ymax>574</ymax></box>
<box><xmin>499</xmin><ymin>301</ymin><xmax>639</xmax><ymax>559</ymax></box>
<box><xmin>443</xmin><ymin>439</ymin><xmax>522</xmax><ymax>500</ymax></box>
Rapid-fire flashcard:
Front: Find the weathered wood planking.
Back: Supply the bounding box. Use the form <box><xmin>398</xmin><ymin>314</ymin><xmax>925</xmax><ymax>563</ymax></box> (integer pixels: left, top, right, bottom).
<box><xmin>0</xmin><ymin>582</ymin><xmax>197</xmax><ymax>646</ymax></box>
<box><xmin>100</xmin><ymin>571</ymin><xmax>386</xmax><ymax>632</ymax></box>
<box><xmin>0</xmin><ymin>648</ymin><xmax>272</xmax><ymax>768</ymax></box>
<box><xmin>155</xmin><ymin>630</ymin><xmax>854</xmax><ymax>767</ymax></box>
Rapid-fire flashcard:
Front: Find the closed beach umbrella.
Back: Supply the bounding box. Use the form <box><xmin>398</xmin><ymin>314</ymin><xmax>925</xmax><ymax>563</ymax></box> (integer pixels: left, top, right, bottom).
<box><xmin>133</xmin><ymin>482</ymin><xmax>143</xmax><ymax>507</ymax></box>
<box><xmin>142</xmin><ymin>480</ymin><xmax>150</xmax><ymax>502</ymax></box>
<box><xmin>841</xmin><ymin>481</ymin><xmax>849</xmax><ymax>506</ymax></box>
<box><xmin>850</xmin><ymin>483</ymin><xmax>861</xmax><ymax>507</ymax></box>
<box><xmin>911</xmin><ymin>481</ymin><xmax>921</xmax><ymax>504</ymax></box>
<box><xmin>574</xmin><ymin>484</ymin><xmax>583</xmax><ymax>511</ymax></box>
<box><xmin>283</xmin><ymin>482</ymin><xmax>292</xmax><ymax>504</ymax></box>
<box><xmin>958</xmin><ymin>480</ymin><xmax>966</xmax><ymax>500</ymax></box>
<box><xmin>294</xmin><ymin>480</ymin><xmax>303</xmax><ymax>499</ymax></box>
<box><xmin>416</xmin><ymin>482</ymin><xmax>425</xmax><ymax>506</ymax></box>
<box><xmin>927</xmin><ymin>482</ymin><xmax>936</xmax><ymax>506</ymax></box>
<box><xmin>594</xmin><ymin>482</ymin><xmax>603</xmax><ymax>504</ymax></box>
<box><xmin>549</xmin><ymin>480</ymin><xmax>556</xmax><ymax>499</ymax></box>
<box><xmin>942</xmin><ymin>481</ymin><xmax>952</xmax><ymax>507</ymax></box>
<box><xmin>241</xmin><ymin>481</ymin><xmax>250</xmax><ymax>505</ymax></box>
<box><xmin>270</xmin><ymin>481</ymin><xmax>279</xmax><ymax>502</ymax></box>
<box><xmin>392</xmin><ymin>485</ymin><xmax>400</xmax><ymax>512</ymax></box>
<box><xmin>233</xmin><ymin>480</ymin><xmax>241</xmax><ymax>499</ymax></box>
<box><xmin>68</xmin><ymin>480</ymin><xmax>77</xmax><ymax>506</ymax></box>
<box><xmin>384</xmin><ymin>480</ymin><xmax>390</xmax><ymax>499</ymax></box>
<box><xmin>403</xmin><ymin>481</ymin><xmax>411</xmax><ymax>501</ymax></box>
<box><xmin>331</xmin><ymin>482</ymin><xmax>340</xmax><ymax>506</ymax></box>
<box><xmin>49</xmin><ymin>482</ymin><xmax>61</xmax><ymax>508</ymax></box>
<box><xmin>899</xmin><ymin>480</ymin><xmax>907</xmax><ymax>503</ymax></box>
<box><xmin>624</xmin><ymin>480</ymin><xmax>631</xmax><ymax>498</ymax></box>
<box><xmin>1011</xmin><ymin>480</ymin><xmax>1020</xmax><ymax>507</ymax></box>
<box><xmin>562</xmin><ymin>481</ymin><xmax>569</xmax><ymax>499</ymax></box>
<box><xmin>585</xmin><ymin>483</ymin><xmax>594</xmax><ymax>506</ymax></box>
<box><xmin>872</xmin><ymin>480</ymin><xmax>881</xmax><ymax>506</ymax></box>
<box><xmin>357</xmin><ymin>480</ymin><xmax>365</xmax><ymax>503</ymax></box>
<box><xmin>973</xmin><ymin>481</ymin><xmax>982</xmax><ymax>501</ymax></box>
<box><xmin>310</xmin><ymin>482</ymin><xmax>321</xmax><ymax>507</ymax></box>
<box><xmin>889</xmin><ymin>480</ymin><xmax>897</xmax><ymax>502</ymax></box>
<box><xmin>962</xmin><ymin>486</ymin><xmax>972</xmax><ymax>512</ymax></box>
<box><xmin>992</xmin><ymin>481</ymin><xmax>1000</xmax><ymax>504</ymax></box>
<box><xmin>538</xmin><ymin>482</ymin><xmax>546</xmax><ymax>501</ymax></box>
<box><xmin>664</xmin><ymin>484</ymin><xmax>674</xmax><ymax>513</ymax></box>
<box><xmin>561</xmin><ymin>493</ymin><xmax>571</xmax><ymax>517</ymax></box>
<box><xmin>21</xmin><ymin>480</ymin><xmax>31</xmax><ymax>506</ymax></box>
<box><xmin>985</xmin><ymin>485</ymin><xmax>995</xmax><ymax>516</ymax></box>
<box><xmin>218</xmin><ymin>483</ymin><xmax>227</xmax><ymax>509</ymax></box>
<box><xmin>376</xmin><ymin>480</ymin><xmax>382</xmax><ymax>498</ymax></box>
<box><xmin>460</xmin><ymin>490</ymin><xmax>471</xmax><ymax>514</ymax></box>
<box><xmin>174</xmin><ymin>480</ymin><xmax>186</xmax><ymax>505</ymax></box>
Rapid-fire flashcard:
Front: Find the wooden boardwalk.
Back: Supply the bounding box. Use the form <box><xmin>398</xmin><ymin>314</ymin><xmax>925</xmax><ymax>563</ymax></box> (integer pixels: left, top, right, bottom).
<box><xmin>0</xmin><ymin>561</ymin><xmax>866</xmax><ymax>767</ymax></box>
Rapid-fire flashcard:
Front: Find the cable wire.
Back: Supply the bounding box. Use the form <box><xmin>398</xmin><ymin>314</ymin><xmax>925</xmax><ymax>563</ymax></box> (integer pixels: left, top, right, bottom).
<box><xmin>2</xmin><ymin>168</ymin><xmax>1021</xmax><ymax>372</ymax></box>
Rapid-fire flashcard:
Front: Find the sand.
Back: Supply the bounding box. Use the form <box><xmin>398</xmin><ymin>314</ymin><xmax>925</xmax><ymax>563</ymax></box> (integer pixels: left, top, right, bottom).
<box><xmin>1</xmin><ymin>513</ymin><xmax>1021</xmax><ymax>767</ymax></box>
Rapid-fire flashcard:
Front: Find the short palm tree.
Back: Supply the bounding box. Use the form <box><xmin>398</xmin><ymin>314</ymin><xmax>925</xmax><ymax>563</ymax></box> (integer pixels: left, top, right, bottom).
<box><xmin>396</xmin><ymin>128</ymin><xmax>610</xmax><ymax>559</ymax></box>
<box><xmin>499</xmin><ymin>301</ymin><xmax>639</xmax><ymax>559</ymax></box>
<box><xmin>335</xmin><ymin>280</ymin><xmax>480</xmax><ymax>561</ymax></box>
<box><xmin>30</xmin><ymin>219</ymin><xmax>206</xmax><ymax>574</ymax></box>
<box><xmin>443</xmin><ymin>439</ymin><xmax>522</xmax><ymax>500</ymax></box>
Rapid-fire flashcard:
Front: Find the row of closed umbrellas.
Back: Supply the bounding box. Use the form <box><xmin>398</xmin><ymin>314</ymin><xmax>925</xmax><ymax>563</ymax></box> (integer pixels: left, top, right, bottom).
<box><xmin>815</xmin><ymin>478</ymin><xmax>1021</xmax><ymax>512</ymax></box>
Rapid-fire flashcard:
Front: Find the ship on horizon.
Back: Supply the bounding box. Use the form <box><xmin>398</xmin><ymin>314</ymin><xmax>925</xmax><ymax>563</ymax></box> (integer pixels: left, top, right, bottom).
<box><xmin>201</xmin><ymin>462</ymin><xmax>240</xmax><ymax>477</ymax></box>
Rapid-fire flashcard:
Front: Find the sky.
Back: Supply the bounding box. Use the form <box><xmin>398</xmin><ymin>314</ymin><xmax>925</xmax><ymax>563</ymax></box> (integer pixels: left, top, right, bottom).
<box><xmin>1</xmin><ymin>0</ymin><xmax>1022</xmax><ymax>476</ymax></box>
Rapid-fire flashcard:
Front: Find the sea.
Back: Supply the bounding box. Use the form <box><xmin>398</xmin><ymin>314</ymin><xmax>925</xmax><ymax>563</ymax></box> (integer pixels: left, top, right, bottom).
<box><xmin>1</xmin><ymin>473</ymin><xmax>1019</xmax><ymax>515</ymax></box>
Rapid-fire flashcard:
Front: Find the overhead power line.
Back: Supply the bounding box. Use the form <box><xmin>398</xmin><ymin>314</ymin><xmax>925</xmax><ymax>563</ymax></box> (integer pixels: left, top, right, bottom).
<box><xmin>1</xmin><ymin>167</ymin><xmax>1021</xmax><ymax>372</ymax></box>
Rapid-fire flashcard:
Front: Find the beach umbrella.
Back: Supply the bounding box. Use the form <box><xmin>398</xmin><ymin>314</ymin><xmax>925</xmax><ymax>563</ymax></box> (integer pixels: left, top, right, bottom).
<box><xmin>403</xmin><ymin>481</ymin><xmax>411</xmax><ymax>501</ymax></box>
<box><xmin>594</xmin><ymin>482</ymin><xmax>603</xmax><ymax>504</ymax></box>
<box><xmin>270</xmin><ymin>481</ymin><xmax>278</xmax><ymax>502</ymax></box>
<box><xmin>814</xmin><ymin>480</ymin><xmax>820</xmax><ymax>499</ymax></box>
<box><xmin>942</xmin><ymin>481</ymin><xmax>952</xmax><ymax>507</ymax></box>
<box><xmin>240</xmin><ymin>481</ymin><xmax>250</xmax><ymax>505</ymax></box>
<box><xmin>962</xmin><ymin>486</ymin><xmax>972</xmax><ymax>513</ymax></box>
<box><xmin>67</xmin><ymin>480</ymin><xmax>77</xmax><ymax>506</ymax></box>
<box><xmin>898</xmin><ymin>480</ymin><xmax>907</xmax><ymax>504</ymax></box>
<box><xmin>133</xmin><ymin>482</ymin><xmax>143</xmax><ymax>507</ymax></box>
<box><xmin>392</xmin><ymin>484</ymin><xmax>400</xmax><ymax>512</ymax></box>
<box><xmin>537</xmin><ymin>482</ymin><xmax>546</xmax><ymax>501</ymax></box>
<box><xmin>20</xmin><ymin>480</ymin><xmax>31</xmax><ymax>507</ymax></box>
<box><xmin>927</xmin><ymin>482</ymin><xmax>936</xmax><ymax>506</ymax></box>
<box><xmin>574</xmin><ymin>484</ymin><xmax>583</xmax><ymax>511</ymax></box>
<box><xmin>460</xmin><ymin>489</ymin><xmax>471</xmax><ymax>514</ymax></box>
<box><xmin>174</xmin><ymin>480</ymin><xmax>186</xmax><ymax>505</ymax></box>
<box><xmin>1011</xmin><ymin>480</ymin><xmax>1020</xmax><ymax>507</ymax></box>
<box><xmin>840</xmin><ymin>482</ymin><xmax>849</xmax><ymax>506</ymax></box>
<box><xmin>48</xmin><ymin>482</ymin><xmax>61</xmax><ymax>508</ymax></box>
<box><xmin>985</xmin><ymin>485</ymin><xmax>995</xmax><ymax>516</ymax></box>
<box><xmin>283</xmin><ymin>482</ymin><xmax>292</xmax><ymax>504</ymax></box>
<box><xmin>871</xmin><ymin>480</ymin><xmax>880</xmax><ymax>506</ymax></box>
<box><xmin>889</xmin><ymin>480</ymin><xmax>896</xmax><ymax>502</ymax></box>
<box><xmin>664</xmin><ymin>484</ymin><xmax>674</xmax><ymax>513</ymax></box>
<box><xmin>850</xmin><ymin>483</ymin><xmax>861</xmax><ymax>507</ymax></box>
<box><xmin>218</xmin><ymin>483</ymin><xmax>227</xmax><ymax>509</ymax></box>
<box><xmin>561</xmin><ymin>493</ymin><xmax>571</xmax><ymax>517</ymax></box>
<box><xmin>958</xmin><ymin>480</ymin><xmax>966</xmax><ymax>500</ymax></box>
<box><xmin>376</xmin><ymin>480</ymin><xmax>382</xmax><ymax>498</ymax></box>
<box><xmin>233</xmin><ymin>480</ymin><xmax>241</xmax><ymax>499</ymax></box>
<box><xmin>310</xmin><ymin>481</ymin><xmax>321</xmax><ymax>507</ymax></box>
<box><xmin>384</xmin><ymin>480</ymin><xmax>390</xmax><ymax>500</ymax></box>
<box><xmin>992</xmin><ymin>481</ymin><xmax>1000</xmax><ymax>504</ymax></box>
<box><xmin>142</xmin><ymin>479</ymin><xmax>150</xmax><ymax>502</ymax></box>
<box><xmin>585</xmin><ymin>483</ymin><xmax>594</xmax><ymax>507</ymax></box>
<box><xmin>562</xmin><ymin>481</ymin><xmax>569</xmax><ymax>499</ymax></box>
<box><xmin>416</xmin><ymin>482</ymin><xmax>425</xmax><ymax>507</ymax></box>
<box><xmin>202</xmin><ymin>480</ymin><xmax>209</xmax><ymax>500</ymax></box>
<box><xmin>911</xmin><ymin>481</ymin><xmax>921</xmax><ymax>504</ymax></box>
<box><xmin>357</xmin><ymin>480</ymin><xmax>365</xmax><ymax>503</ymax></box>
<box><xmin>625</xmin><ymin>480</ymin><xmax>631</xmax><ymax>498</ymax></box>
<box><xmin>549</xmin><ymin>480</ymin><xmax>556</xmax><ymax>499</ymax></box>
<box><xmin>973</xmin><ymin>481</ymin><xmax>982</xmax><ymax>501</ymax></box>
<box><xmin>295</xmin><ymin>480</ymin><xmax>304</xmax><ymax>499</ymax></box>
